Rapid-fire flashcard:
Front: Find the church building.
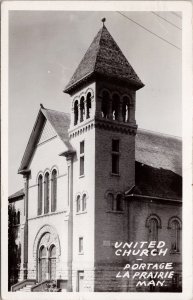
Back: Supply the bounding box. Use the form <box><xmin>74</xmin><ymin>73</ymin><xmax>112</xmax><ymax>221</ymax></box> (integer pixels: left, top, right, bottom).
<box><xmin>9</xmin><ymin>21</ymin><xmax>182</xmax><ymax>292</ymax></box>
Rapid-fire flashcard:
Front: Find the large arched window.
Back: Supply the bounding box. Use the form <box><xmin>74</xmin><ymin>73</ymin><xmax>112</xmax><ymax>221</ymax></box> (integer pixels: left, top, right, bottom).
<box><xmin>74</xmin><ymin>100</ymin><xmax>79</xmax><ymax>125</ymax></box>
<box><xmin>86</xmin><ymin>92</ymin><xmax>92</xmax><ymax>119</ymax></box>
<box><xmin>112</xmin><ymin>94</ymin><xmax>120</xmax><ymax>121</ymax></box>
<box><xmin>80</xmin><ymin>96</ymin><xmax>85</xmax><ymax>122</ymax></box>
<box><xmin>51</xmin><ymin>169</ymin><xmax>57</xmax><ymax>213</ymax></box>
<box><xmin>38</xmin><ymin>174</ymin><xmax>43</xmax><ymax>215</ymax></box>
<box><xmin>122</xmin><ymin>96</ymin><xmax>129</xmax><ymax>122</ymax></box>
<box><xmin>168</xmin><ymin>217</ymin><xmax>181</xmax><ymax>252</ymax></box>
<box><xmin>39</xmin><ymin>246</ymin><xmax>47</xmax><ymax>282</ymax></box>
<box><xmin>44</xmin><ymin>172</ymin><xmax>50</xmax><ymax>214</ymax></box>
<box><xmin>49</xmin><ymin>245</ymin><xmax>56</xmax><ymax>280</ymax></box>
<box><xmin>101</xmin><ymin>91</ymin><xmax>110</xmax><ymax>118</ymax></box>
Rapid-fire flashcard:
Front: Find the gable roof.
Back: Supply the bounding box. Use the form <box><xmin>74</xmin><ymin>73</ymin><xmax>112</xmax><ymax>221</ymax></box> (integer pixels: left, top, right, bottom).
<box><xmin>18</xmin><ymin>106</ymin><xmax>73</xmax><ymax>174</ymax></box>
<box><xmin>132</xmin><ymin>161</ymin><xmax>182</xmax><ymax>200</ymax></box>
<box><xmin>41</xmin><ymin>108</ymin><xmax>71</xmax><ymax>144</ymax></box>
<box><xmin>133</xmin><ymin>129</ymin><xmax>182</xmax><ymax>200</ymax></box>
<box><xmin>64</xmin><ymin>25</ymin><xmax>144</xmax><ymax>93</ymax></box>
<box><xmin>136</xmin><ymin>129</ymin><xmax>182</xmax><ymax>176</ymax></box>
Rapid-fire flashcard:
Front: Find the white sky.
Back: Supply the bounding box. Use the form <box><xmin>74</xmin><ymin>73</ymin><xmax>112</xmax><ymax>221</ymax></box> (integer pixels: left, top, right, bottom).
<box><xmin>8</xmin><ymin>10</ymin><xmax>182</xmax><ymax>194</ymax></box>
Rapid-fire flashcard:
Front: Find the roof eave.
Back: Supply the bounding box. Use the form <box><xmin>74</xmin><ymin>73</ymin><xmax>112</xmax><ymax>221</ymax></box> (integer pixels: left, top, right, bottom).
<box><xmin>126</xmin><ymin>193</ymin><xmax>182</xmax><ymax>203</ymax></box>
<box><xmin>63</xmin><ymin>72</ymin><xmax>95</xmax><ymax>94</ymax></box>
<box><xmin>64</xmin><ymin>71</ymin><xmax>144</xmax><ymax>94</ymax></box>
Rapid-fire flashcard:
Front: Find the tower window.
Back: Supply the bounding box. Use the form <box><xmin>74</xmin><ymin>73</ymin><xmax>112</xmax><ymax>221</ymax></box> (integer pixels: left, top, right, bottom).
<box><xmin>107</xmin><ymin>193</ymin><xmax>114</xmax><ymax>210</ymax></box>
<box><xmin>80</xmin><ymin>141</ymin><xmax>85</xmax><ymax>176</ymax></box>
<box><xmin>86</xmin><ymin>92</ymin><xmax>92</xmax><ymax>119</ymax></box>
<box><xmin>79</xmin><ymin>237</ymin><xmax>83</xmax><ymax>254</ymax></box>
<box><xmin>101</xmin><ymin>91</ymin><xmax>109</xmax><ymax>118</ymax></box>
<box><xmin>74</xmin><ymin>100</ymin><xmax>79</xmax><ymax>125</ymax></box>
<box><xmin>44</xmin><ymin>172</ymin><xmax>50</xmax><ymax>214</ymax></box>
<box><xmin>76</xmin><ymin>195</ymin><xmax>81</xmax><ymax>213</ymax></box>
<box><xmin>80</xmin><ymin>97</ymin><xmax>85</xmax><ymax>122</ymax></box>
<box><xmin>112</xmin><ymin>139</ymin><xmax>120</xmax><ymax>175</ymax></box>
<box><xmin>82</xmin><ymin>194</ymin><xmax>87</xmax><ymax>211</ymax></box>
<box><xmin>51</xmin><ymin>169</ymin><xmax>57</xmax><ymax>212</ymax></box>
<box><xmin>38</xmin><ymin>174</ymin><xmax>43</xmax><ymax>215</ymax></box>
<box><xmin>122</xmin><ymin>96</ymin><xmax>129</xmax><ymax>122</ymax></box>
<box><xmin>116</xmin><ymin>194</ymin><xmax>123</xmax><ymax>211</ymax></box>
<box><xmin>112</xmin><ymin>94</ymin><xmax>120</xmax><ymax>120</ymax></box>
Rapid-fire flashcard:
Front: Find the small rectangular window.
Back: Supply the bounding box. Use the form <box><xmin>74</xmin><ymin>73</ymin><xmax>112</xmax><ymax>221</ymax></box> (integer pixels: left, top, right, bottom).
<box><xmin>112</xmin><ymin>139</ymin><xmax>120</xmax><ymax>175</ymax></box>
<box><xmin>112</xmin><ymin>139</ymin><xmax>119</xmax><ymax>152</ymax></box>
<box><xmin>80</xmin><ymin>141</ymin><xmax>84</xmax><ymax>154</ymax></box>
<box><xmin>79</xmin><ymin>237</ymin><xmax>83</xmax><ymax>253</ymax></box>
<box><xmin>80</xmin><ymin>141</ymin><xmax>85</xmax><ymax>176</ymax></box>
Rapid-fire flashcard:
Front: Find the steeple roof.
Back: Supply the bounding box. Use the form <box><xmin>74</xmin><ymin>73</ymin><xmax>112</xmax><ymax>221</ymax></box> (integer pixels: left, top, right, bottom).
<box><xmin>64</xmin><ymin>24</ymin><xmax>144</xmax><ymax>93</ymax></box>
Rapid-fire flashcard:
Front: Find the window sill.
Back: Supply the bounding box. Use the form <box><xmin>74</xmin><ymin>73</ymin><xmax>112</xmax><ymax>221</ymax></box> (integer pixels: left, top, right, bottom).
<box><xmin>78</xmin><ymin>252</ymin><xmax>84</xmax><ymax>255</ymax></box>
<box><xmin>170</xmin><ymin>250</ymin><xmax>181</xmax><ymax>254</ymax></box>
<box><xmin>79</xmin><ymin>174</ymin><xmax>85</xmax><ymax>179</ymax></box>
<box><xmin>76</xmin><ymin>211</ymin><xmax>87</xmax><ymax>215</ymax></box>
<box><xmin>110</xmin><ymin>173</ymin><xmax>120</xmax><ymax>177</ymax></box>
<box><xmin>106</xmin><ymin>210</ymin><xmax>124</xmax><ymax>214</ymax></box>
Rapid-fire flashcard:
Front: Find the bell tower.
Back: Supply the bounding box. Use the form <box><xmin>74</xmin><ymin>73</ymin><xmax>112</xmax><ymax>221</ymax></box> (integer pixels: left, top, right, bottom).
<box><xmin>64</xmin><ymin>20</ymin><xmax>144</xmax><ymax>292</ymax></box>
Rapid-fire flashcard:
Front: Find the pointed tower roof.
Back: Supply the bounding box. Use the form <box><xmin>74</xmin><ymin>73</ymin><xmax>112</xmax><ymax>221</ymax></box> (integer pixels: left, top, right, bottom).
<box><xmin>64</xmin><ymin>23</ymin><xmax>144</xmax><ymax>94</ymax></box>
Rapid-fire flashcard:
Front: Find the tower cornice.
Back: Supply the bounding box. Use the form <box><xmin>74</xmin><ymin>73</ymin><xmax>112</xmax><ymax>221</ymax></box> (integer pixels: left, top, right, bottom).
<box><xmin>68</xmin><ymin>117</ymin><xmax>137</xmax><ymax>139</ymax></box>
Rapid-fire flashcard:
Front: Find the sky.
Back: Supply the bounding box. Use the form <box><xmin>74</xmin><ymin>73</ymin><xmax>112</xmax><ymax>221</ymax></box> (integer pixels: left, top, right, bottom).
<box><xmin>8</xmin><ymin>10</ymin><xmax>182</xmax><ymax>194</ymax></box>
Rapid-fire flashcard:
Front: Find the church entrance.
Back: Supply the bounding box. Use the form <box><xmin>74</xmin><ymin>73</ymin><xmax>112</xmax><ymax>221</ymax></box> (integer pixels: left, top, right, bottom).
<box><xmin>37</xmin><ymin>232</ymin><xmax>57</xmax><ymax>282</ymax></box>
<box><xmin>39</xmin><ymin>246</ymin><xmax>47</xmax><ymax>282</ymax></box>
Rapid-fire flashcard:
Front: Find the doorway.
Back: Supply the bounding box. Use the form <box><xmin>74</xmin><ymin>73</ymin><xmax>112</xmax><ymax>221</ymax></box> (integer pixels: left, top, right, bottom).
<box><xmin>77</xmin><ymin>271</ymin><xmax>84</xmax><ymax>292</ymax></box>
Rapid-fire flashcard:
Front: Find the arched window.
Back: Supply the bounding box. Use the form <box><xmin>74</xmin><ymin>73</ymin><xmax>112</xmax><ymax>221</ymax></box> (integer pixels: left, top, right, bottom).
<box><xmin>74</xmin><ymin>100</ymin><xmax>79</xmax><ymax>125</ymax></box>
<box><xmin>86</xmin><ymin>92</ymin><xmax>92</xmax><ymax>119</ymax></box>
<box><xmin>107</xmin><ymin>193</ymin><xmax>114</xmax><ymax>211</ymax></box>
<box><xmin>38</xmin><ymin>174</ymin><xmax>43</xmax><ymax>215</ymax></box>
<box><xmin>122</xmin><ymin>96</ymin><xmax>129</xmax><ymax>122</ymax></box>
<box><xmin>112</xmin><ymin>94</ymin><xmax>120</xmax><ymax>121</ymax></box>
<box><xmin>82</xmin><ymin>194</ymin><xmax>87</xmax><ymax>211</ymax></box>
<box><xmin>51</xmin><ymin>169</ymin><xmax>57</xmax><ymax>213</ymax></box>
<box><xmin>49</xmin><ymin>245</ymin><xmax>56</xmax><ymax>280</ymax></box>
<box><xmin>80</xmin><ymin>96</ymin><xmax>85</xmax><ymax>122</ymax></box>
<box><xmin>146</xmin><ymin>215</ymin><xmax>161</xmax><ymax>243</ymax></box>
<box><xmin>44</xmin><ymin>172</ymin><xmax>50</xmax><ymax>214</ymax></box>
<box><xmin>149</xmin><ymin>218</ymin><xmax>159</xmax><ymax>241</ymax></box>
<box><xmin>116</xmin><ymin>194</ymin><xmax>123</xmax><ymax>211</ymax></box>
<box><xmin>101</xmin><ymin>91</ymin><xmax>109</xmax><ymax>118</ymax></box>
<box><xmin>168</xmin><ymin>218</ymin><xmax>181</xmax><ymax>252</ymax></box>
<box><xmin>76</xmin><ymin>195</ymin><xmax>81</xmax><ymax>213</ymax></box>
<box><xmin>39</xmin><ymin>246</ymin><xmax>47</xmax><ymax>282</ymax></box>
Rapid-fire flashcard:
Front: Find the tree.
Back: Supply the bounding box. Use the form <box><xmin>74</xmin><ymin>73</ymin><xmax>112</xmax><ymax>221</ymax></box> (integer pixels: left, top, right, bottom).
<box><xmin>8</xmin><ymin>204</ymin><xmax>21</xmax><ymax>290</ymax></box>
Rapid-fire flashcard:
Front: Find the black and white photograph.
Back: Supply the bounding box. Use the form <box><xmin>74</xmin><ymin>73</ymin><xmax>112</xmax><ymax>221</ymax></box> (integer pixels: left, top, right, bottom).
<box><xmin>1</xmin><ymin>1</ymin><xmax>192</xmax><ymax>299</ymax></box>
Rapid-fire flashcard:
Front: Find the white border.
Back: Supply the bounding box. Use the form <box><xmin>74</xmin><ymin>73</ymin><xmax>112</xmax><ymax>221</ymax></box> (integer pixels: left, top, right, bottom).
<box><xmin>1</xmin><ymin>1</ymin><xmax>192</xmax><ymax>300</ymax></box>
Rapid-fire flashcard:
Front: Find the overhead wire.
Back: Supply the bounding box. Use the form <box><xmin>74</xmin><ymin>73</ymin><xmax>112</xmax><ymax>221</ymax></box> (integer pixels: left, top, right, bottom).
<box><xmin>116</xmin><ymin>11</ymin><xmax>181</xmax><ymax>51</ymax></box>
<box><xmin>171</xmin><ymin>12</ymin><xmax>182</xmax><ymax>19</ymax></box>
<box><xmin>151</xmin><ymin>12</ymin><xmax>181</xmax><ymax>30</ymax></box>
